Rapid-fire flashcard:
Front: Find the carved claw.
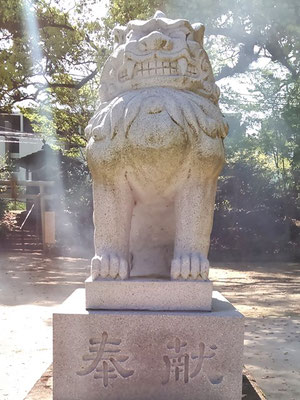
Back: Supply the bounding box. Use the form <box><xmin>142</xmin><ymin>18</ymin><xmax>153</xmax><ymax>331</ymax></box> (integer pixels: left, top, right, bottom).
<box><xmin>91</xmin><ymin>254</ymin><xmax>130</xmax><ymax>280</ymax></box>
<box><xmin>171</xmin><ymin>253</ymin><xmax>209</xmax><ymax>280</ymax></box>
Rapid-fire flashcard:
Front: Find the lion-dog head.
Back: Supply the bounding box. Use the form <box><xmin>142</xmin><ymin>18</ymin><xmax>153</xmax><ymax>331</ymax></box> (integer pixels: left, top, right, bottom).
<box><xmin>85</xmin><ymin>11</ymin><xmax>228</xmax><ymax>145</ymax></box>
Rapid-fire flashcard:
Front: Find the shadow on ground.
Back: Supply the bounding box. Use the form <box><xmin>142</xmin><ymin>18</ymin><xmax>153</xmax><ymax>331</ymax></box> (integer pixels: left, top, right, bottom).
<box><xmin>210</xmin><ymin>262</ymin><xmax>300</xmax><ymax>318</ymax></box>
<box><xmin>0</xmin><ymin>252</ymin><xmax>89</xmax><ymax>306</ymax></box>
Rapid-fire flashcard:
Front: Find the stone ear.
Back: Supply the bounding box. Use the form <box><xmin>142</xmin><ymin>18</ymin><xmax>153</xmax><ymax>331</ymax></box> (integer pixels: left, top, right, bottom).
<box><xmin>153</xmin><ymin>10</ymin><xmax>166</xmax><ymax>19</ymax></box>
<box><xmin>113</xmin><ymin>26</ymin><xmax>126</xmax><ymax>45</ymax></box>
<box><xmin>192</xmin><ymin>23</ymin><xmax>205</xmax><ymax>45</ymax></box>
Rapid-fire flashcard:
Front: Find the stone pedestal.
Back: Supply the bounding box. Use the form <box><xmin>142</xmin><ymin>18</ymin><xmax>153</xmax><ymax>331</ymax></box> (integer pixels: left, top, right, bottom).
<box><xmin>85</xmin><ymin>277</ymin><xmax>213</xmax><ymax>311</ymax></box>
<box><xmin>53</xmin><ymin>289</ymin><xmax>244</xmax><ymax>400</ymax></box>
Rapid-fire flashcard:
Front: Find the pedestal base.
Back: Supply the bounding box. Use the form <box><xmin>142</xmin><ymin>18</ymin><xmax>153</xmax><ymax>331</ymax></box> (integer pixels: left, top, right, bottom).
<box><xmin>85</xmin><ymin>277</ymin><xmax>213</xmax><ymax>311</ymax></box>
<box><xmin>53</xmin><ymin>289</ymin><xmax>244</xmax><ymax>400</ymax></box>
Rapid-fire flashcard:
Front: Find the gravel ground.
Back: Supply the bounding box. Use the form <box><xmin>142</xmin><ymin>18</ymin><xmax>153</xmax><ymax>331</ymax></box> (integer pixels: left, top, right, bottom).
<box><xmin>0</xmin><ymin>252</ymin><xmax>299</xmax><ymax>400</ymax></box>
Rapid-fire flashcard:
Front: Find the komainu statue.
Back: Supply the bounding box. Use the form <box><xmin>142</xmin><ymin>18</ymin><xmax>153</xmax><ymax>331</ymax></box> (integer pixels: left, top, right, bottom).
<box><xmin>86</xmin><ymin>11</ymin><xmax>228</xmax><ymax>281</ymax></box>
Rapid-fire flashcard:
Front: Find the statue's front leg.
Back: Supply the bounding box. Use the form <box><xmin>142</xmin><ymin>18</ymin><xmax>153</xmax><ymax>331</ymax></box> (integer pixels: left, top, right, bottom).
<box><xmin>91</xmin><ymin>179</ymin><xmax>134</xmax><ymax>280</ymax></box>
<box><xmin>171</xmin><ymin>178</ymin><xmax>218</xmax><ymax>280</ymax></box>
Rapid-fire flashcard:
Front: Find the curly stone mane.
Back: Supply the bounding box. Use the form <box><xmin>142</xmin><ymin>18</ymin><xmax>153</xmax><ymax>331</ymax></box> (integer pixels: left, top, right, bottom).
<box><xmin>85</xmin><ymin>88</ymin><xmax>228</xmax><ymax>142</ymax></box>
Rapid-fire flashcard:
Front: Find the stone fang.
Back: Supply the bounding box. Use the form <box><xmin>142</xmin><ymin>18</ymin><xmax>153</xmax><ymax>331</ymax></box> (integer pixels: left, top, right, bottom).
<box><xmin>126</xmin><ymin>59</ymin><xmax>135</xmax><ymax>79</ymax></box>
<box><xmin>178</xmin><ymin>57</ymin><xmax>188</xmax><ymax>75</ymax></box>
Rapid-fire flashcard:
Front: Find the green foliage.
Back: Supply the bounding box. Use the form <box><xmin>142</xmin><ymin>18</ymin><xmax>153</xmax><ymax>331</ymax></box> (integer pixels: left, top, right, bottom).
<box><xmin>6</xmin><ymin>201</ymin><xmax>26</xmax><ymax>211</ymax></box>
<box><xmin>0</xmin><ymin>199</ymin><xmax>6</xmax><ymax>221</ymax></box>
<box><xmin>0</xmin><ymin>199</ymin><xmax>17</xmax><ymax>244</ymax></box>
<box><xmin>282</xmin><ymin>79</ymin><xmax>300</xmax><ymax>194</ymax></box>
<box><xmin>165</xmin><ymin>0</ymin><xmax>300</xmax><ymax>80</ymax></box>
<box><xmin>54</xmin><ymin>154</ymin><xmax>93</xmax><ymax>253</ymax></box>
<box><xmin>0</xmin><ymin>0</ymin><xmax>107</xmax><ymax>150</ymax></box>
<box><xmin>20</xmin><ymin>81</ymin><xmax>98</xmax><ymax>151</ymax></box>
<box><xmin>105</xmin><ymin>0</ymin><xmax>165</xmax><ymax>26</ymax></box>
<box><xmin>212</xmin><ymin>160</ymin><xmax>298</xmax><ymax>260</ymax></box>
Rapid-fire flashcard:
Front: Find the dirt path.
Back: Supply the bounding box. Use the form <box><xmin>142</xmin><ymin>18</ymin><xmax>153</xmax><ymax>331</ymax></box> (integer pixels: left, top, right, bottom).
<box><xmin>0</xmin><ymin>253</ymin><xmax>299</xmax><ymax>400</ymax></box>
<box><xmin>210</xmin><ymin>262</ymin><xmax>300</xmax><ymax>400</ymax></box>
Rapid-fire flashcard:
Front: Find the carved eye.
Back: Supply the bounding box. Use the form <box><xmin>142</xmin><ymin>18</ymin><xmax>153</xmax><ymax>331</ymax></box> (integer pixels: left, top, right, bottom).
<box><xmin>169</xmin><ymin>30</ymin><xmax>187</xmax><ymax>40</ymax></box>
<box><xmin>201</xmin><ymin>56</ymin><xmax>210</xmax><ymax>72</ymax></box>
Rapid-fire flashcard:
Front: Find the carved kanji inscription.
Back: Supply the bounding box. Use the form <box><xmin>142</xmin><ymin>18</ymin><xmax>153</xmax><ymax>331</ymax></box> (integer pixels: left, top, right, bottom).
<box><xmin>162</xmin><ymin>337</ymin><xmax>223</xmax><ymax>385</ymax></box>
<box><xmin>76</xmin><ymin>332</ymin><xmax>134</xmax><ymax>387</ymax></box>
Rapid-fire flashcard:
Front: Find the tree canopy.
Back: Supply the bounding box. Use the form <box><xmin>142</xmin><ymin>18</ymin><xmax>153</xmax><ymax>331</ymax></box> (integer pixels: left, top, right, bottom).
<box><xmin>0</xmin><ymin>0</ymin><xmax>108</xmax><ymax>109</ymax></box>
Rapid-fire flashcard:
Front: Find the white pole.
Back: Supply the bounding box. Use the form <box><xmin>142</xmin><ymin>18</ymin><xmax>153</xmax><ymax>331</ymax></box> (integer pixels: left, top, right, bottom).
<box><xmin>20</xmin><ymin>114</ymin><xmax>24</xmax><ymax>132</ymax></box>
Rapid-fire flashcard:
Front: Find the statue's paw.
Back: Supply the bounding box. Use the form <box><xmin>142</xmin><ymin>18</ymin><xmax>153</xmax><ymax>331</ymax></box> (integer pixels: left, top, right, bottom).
<box><xmin>91</xmin><ymin>254</ymin><xmax>129</xmax><ymax>280</ymax></box>
<box><xmin>171</xmin><ymin>253</ymin><xmax>209</xmax><ymax>280</ymax></box>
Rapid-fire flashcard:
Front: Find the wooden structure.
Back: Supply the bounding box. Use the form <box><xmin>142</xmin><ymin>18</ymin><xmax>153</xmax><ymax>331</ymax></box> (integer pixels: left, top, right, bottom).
<box><xmin>0</xmin><ymin>179</ymin><xmax>55</xmax><ymax>251</ymax></box>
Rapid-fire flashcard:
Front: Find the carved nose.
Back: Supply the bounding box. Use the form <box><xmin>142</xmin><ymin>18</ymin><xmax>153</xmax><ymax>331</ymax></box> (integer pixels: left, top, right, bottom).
<box><xmin>138</xmin><ymin>31</ymin><xmax>173</xmax><ymax>51</ymax></box>
<box><xmin>144</xmin><ymin>97</ymin><xmax>164</xmax><ymax>114</ymax></box>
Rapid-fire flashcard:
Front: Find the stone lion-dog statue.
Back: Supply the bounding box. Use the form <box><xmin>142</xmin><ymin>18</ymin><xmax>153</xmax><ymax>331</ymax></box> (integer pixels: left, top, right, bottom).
<box><xmin>86</xmin><ymin>11</ymin><xmax>228</xmax><ymax>281</ymax></box>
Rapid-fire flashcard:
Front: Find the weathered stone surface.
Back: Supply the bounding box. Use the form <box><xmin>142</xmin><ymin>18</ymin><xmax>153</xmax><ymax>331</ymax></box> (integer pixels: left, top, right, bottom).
<box><xmin>53</xmin><ymin>289</ymin><xmax>244</xmax><ymax>400</ymax></box>
<box><xmin>85</xmin><ymin>276</ymin><xmax>213</xmax><ymax>311</ymax></box>
<box><xmin>26</xmin><ymin>365</ymin><xmax>266</xmax><ymax>400</ymax></box>
<box><xmin>85</xmin><ymin>11</ymin><xmax>228</xmax><ymax>281</ymax></box>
